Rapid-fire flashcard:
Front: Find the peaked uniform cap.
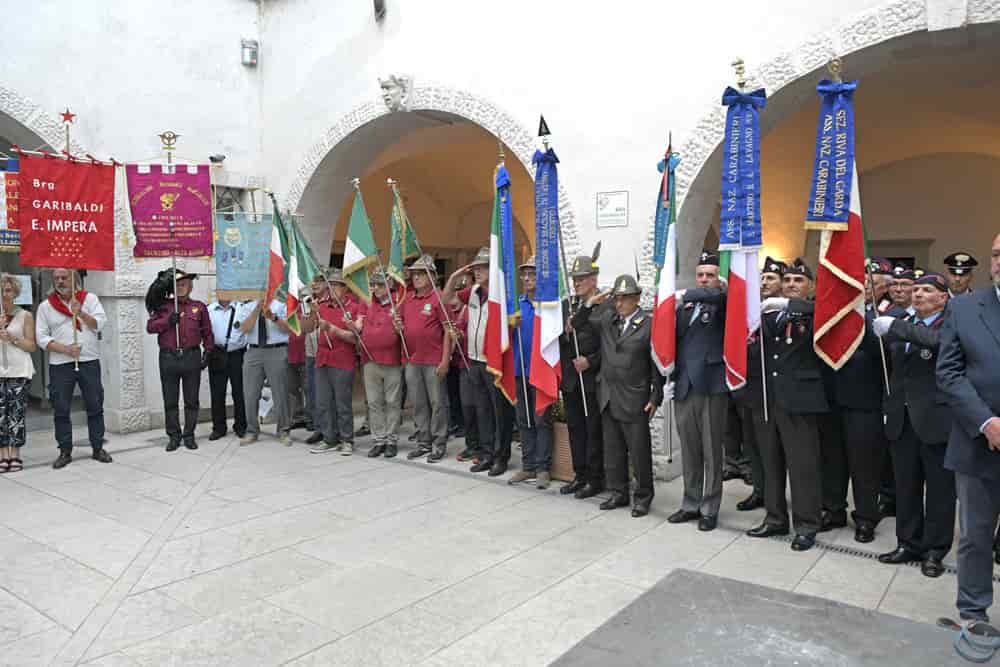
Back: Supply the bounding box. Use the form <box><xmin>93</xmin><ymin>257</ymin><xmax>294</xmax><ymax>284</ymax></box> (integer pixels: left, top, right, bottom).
<box><xmin>943</xmin><ymin>252</ymin><xmax>978</xmax><ymax>275</ymax></box>
<box><xmin>867</xmin><ymin>257</ymin><xmax>894</xmax><ymax>275</ymax></box>
<box><xmin>697</xmin><ymin>250</ymin><xmax>720</xmax><ymax>267</ymax></box>
<box><xmin>761</xmin><ymin>257</ymin><xmax>787</xmax><ymax>276</ymax></box>
<box><xmin>612</xmin><ymin>274</ymin><xmax>641</xmax><ymax>296</ymax></box>
<box><xmin>519</xmin><ymin>255</ymin><xmax>537</xmax><ymax>271</ymax></box>
<box><xmin>786</xmin><ymin>258</ymin><xmax>813</xmax><ymax>280</ymax></box>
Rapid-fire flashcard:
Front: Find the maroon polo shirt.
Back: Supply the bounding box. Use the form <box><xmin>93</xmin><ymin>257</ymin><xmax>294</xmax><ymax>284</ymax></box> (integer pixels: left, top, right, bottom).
<box><xmin>147</xmin><ymin>299</ymin><xmax>214</xmax><ymax>350</ymax></box>
<box><xmin>400</xmin><ymin>288</ymin><xmax>446</xmax><ymax>366</ymax></box>
<box><xmin>361</xmin><ymin>297</ymin><xmax>401</xmax><ymax>366</ymax></box>
<box><xmin>315</xmin><ymin>293</ymin><xmax>362</xmax><ymax>370</ymax></box>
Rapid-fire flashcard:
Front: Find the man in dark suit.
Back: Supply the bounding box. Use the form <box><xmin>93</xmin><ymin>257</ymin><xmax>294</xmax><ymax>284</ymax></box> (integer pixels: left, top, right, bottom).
<box><xmin>730</xmin><ymin>257</ymin><xmax>787</xmax><ymax>513</ymax></box>
<box><xmin>943</xmin><ymin>251</ymin><xmax>978</xmax><ymax>298</ymax></box>
<box><xmin>817</xmin><ymin>295</ymin><xmax>889</xmax><ymax>543</ymax></box>
<box><xmin>572</xmin><ymin>274</ymin><xmax>664</xmax><ymax>517</ymax></box>
<box><xmin>667</xmin><ymin>251</ymin><xmax>728</xmax><ymax>531</ymax></box>
<box><xmin>868</xmin><ymin>257</ymin><xmax>903</xmax><ymax>518</ymax></box>
<box><xmin>746</xmin><ymin>259</ymin><xmax>827</xmax><ymax>551</ymax></box>
<box><xmin>558</xmin><ymin>254</ymin><xmax>605</xmax><ymax>499</ymax></box>
<box><xmin>936</xmin><ymin>233</ymin><xmax>1000</xmax><ymax>623</ymax></box>
<box><xmin>873</xmin><ymin>272</ymin><xmax>955</xmax><ymax>578</ymax></box>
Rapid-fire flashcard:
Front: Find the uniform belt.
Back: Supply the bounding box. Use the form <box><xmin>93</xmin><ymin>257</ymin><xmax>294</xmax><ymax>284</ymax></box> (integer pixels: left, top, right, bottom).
<box><xmin>249</xmin><ymin>342</ymin><xmax>287</xmax><ymax>349</ymax></box>
<box><xmin>160</xmin><ymin>347</ymin><xmax>200</xmax><ymax>353</ymax></box>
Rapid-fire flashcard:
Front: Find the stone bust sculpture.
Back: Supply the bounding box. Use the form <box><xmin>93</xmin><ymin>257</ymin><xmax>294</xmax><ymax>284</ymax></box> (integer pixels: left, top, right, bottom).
<box><xmin>379</xmin><ymin>74</ymin><xmax>412</xmax><ymax>112</ymax></box>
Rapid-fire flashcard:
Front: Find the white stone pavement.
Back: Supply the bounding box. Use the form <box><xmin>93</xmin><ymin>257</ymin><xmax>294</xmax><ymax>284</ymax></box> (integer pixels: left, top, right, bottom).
<box><xmin>0</xmin><ymin>423</ymin><xmax>975</xmax><ymax>666</ymax></box>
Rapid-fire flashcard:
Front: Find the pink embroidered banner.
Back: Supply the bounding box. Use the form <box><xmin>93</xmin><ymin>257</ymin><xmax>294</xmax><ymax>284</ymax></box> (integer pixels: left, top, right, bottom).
<box><xmin>126</xmin><ymin>163</ymin><xmax>214</xmax><ymax>258</ymax></box>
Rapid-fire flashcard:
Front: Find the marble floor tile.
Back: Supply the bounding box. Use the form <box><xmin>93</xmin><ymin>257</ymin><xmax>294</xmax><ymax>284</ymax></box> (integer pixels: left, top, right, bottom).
<box><xmin>794</xmin><ymin>551</ymin><xmax>897</xmax><ymax>609</ymax></box>
<box><xmin>422</xmin><ymin>572</ymin><xmax>643</xmax><ymax>667</ymax></box>
<box><xmin>878</xmin><ymin>564</ymin><xmax>963</xmax><ymax>624</ymax></box>
<box><xmin>84</xmin><ymin>590</ymin><xmax>203</xmax><ymax>660</ymax></box>
<box><xmin>698</xmin><ymin>533</ymin><xmax>823</xmax><ymax>591</ymax></box>
<box><xmin>267</xmin><ymin>563</ymin><xmax>444</xmax><ymax>635</ymax></box>
<box><xmin>414</xmin><ymin>565</ymin><xmax>554</xmax><ymax>625</ymax></box>
<box><xmin>0</xmin><ymin>553</ymin><xmax>113</xmax><ymax>629</ymax></box>
<box><xmin>0</xmin><ymin>627</ymin><xmax>70</xmax><ymax>667</ymax></box>
<box><xmin>81</xmin><ymin>652</ymin><xmax>145</xmax><ymax>667</ymax></box>
<box><xmin>121</xmin><ymin>600</ymin><xmax>337</xmax><ymax>667</ymax></box>
<box><xmin>0</xmin><ymin>589</ymin><xmax>57</xmax><ymax>644</ymax></box>
<box><xmin>159</xmin><ymin>548</ymin><xmax>331</xmax><ymax>617</ymax></box>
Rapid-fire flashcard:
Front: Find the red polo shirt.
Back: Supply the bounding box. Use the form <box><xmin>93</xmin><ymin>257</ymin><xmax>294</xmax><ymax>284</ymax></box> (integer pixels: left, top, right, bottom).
<box><xmin>288</xmin><ymin>332</ymin><xmax>306</xmax><ymax>364</ymax></box>
<box><xmin>315</xmin><ymin>294</ymin><xmax>363</xmax><ymax>370</ymax></box>
<box><xmin>400</xmin><ymin>288</ymin><xmax>447</xmax><ymax>366</ymax></box>
<box><xmin>361</xmin><ymin>297</ymin><xmax>401</xmax><ymax>366</ymax></box>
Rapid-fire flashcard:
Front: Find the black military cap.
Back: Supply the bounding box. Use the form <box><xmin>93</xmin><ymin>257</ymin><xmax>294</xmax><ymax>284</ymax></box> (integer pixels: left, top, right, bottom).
<box><xmin>866</xmin><ymin>257</ymin><xmax>893</xmax><ymax>276</ymax></box>
<box><xmin>761</xmin><ymin>257</ymin><xmax>787</xmax><ymax>277</ymax></box>
<box><xmin>785</xmin><ymin>258</ymin><xmax>813</xmax><ymax>280</ymax></box>
<box><xmin>943</xmin><ymin>252</ymin><xmax>978</xmax><ymax>276</ymax></box>
<box><xmin>611</xmin><ymin>274</ymin><xmax>641</xmax><ymax>296</ymax></box>
<box><xmin>697</xmin><ymin>250</ymin><xmax>720</xmax><ymax>267</ymax></box>
<box><xmin>170</xmin><ymin>269</ymin><xmax>197</xmax><ymax>281</ymax></box>
<box><xmin>892</xmin><ymin>266</ymin><xmax>916</xmax><ymax>281</ymax></box>
<box><xmin>915</xmin><ymin>271</ymin><xmax>949</xmax><ymax>292</ymax></box>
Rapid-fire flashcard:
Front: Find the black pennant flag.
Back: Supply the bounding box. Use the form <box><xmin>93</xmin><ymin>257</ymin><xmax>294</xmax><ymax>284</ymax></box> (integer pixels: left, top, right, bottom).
<box><xmin>538</xmin><ymin>115</ymin><xmax>551</xmax><ymax>137</ymax></box>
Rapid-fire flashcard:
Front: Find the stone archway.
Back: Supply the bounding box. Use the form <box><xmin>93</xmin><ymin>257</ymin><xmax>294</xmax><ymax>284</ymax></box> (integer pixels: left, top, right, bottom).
<box><xmin>283</xmin><ymin>82</ymin><xmax>582</xmax><ymax>262</ymax></box>
<box><xmin>640</xmin><ymin>0</ymin><xmax>1000</xmax><ymax>287</ymax></box>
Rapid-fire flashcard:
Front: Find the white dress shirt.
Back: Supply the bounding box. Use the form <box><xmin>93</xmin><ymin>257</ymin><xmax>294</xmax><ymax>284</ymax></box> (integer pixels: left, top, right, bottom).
<box><xmin>36</xmin><ymin>292</ymin><xmax>106</xmax><ymax>365</ymax></box>
<box><xmin>208</xmin><ymin>301</ymin><xmax>248</xmax><ymax>351</ymax></box>
<box><xmin>238</xmin><ymin>299</ymin><xmax>289</xmax><ymax>346</ymax></box>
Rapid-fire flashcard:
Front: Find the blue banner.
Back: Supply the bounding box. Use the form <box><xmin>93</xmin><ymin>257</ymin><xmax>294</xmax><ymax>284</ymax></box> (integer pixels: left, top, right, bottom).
<box><xmin>720</xmin><ymin>87</ymin><xmax>766</xmax><ymax>249</ymax></box>
<box><xmin>805</xmin><ymin>79</ymin><xmax>857</xmax><ymax>231</ymax></box>
<box><xmin>532</xmin><ymin>149</ymin><xmax>560</xmax><ymax>303</ymax></box>
<box><xmin>215</xmin><ymin>211</ymin><xmax>273</xmax><ymax>299</ymax></box>
<box><xmin>496</xmin><ymin>164</ymin><xmax>519</xmax><ymax>318</ymax></box>
<box><xmin>653</xmin><ymin>152</ymin><xmax>681</xmax><ymax>268</ymax></box>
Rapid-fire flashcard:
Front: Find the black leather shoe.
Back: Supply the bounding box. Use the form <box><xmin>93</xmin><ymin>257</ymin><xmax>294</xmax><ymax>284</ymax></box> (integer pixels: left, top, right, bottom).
<box><xmin>994</xmin><ymin>549</ymin><xmax>1000</xmax><ymax>566</ymax></box>
<box><xmin>878</xmin><ymin>501</ymin><xmax>896</xmax><ymax>518</ymax></box>
<box><xmin>854</xmin><ymin>523</ymin><xmax>875</xmax><ymax>543</ymax></box>
<box><xmin>470</xmin><ymin>459</ymin><xmax>493</xmax><ymax>473</ymax></box>
<box><xmin>384</xmin><ymin>444</ymin><xmax>397</xmax><ymax>458</ymax></box>
<box><xmin>182</xmin><ymin>436</ymin><xmax>198</xmax><ymax>450</ymax></box>
<box><xmin>560</xmin><ymin>478</ymin><xmax>585</xmax><ymax>496</ymax></box>
<box><xmin>791</xmin><ymin>533</ymin><xmax>816</xmax><ymax>552</ymax></box>
<box><xmin>736</xmin><ymin>493</ymin><xmax>764</xmax><ymax>511</ymax></box>
<box><xmin>878</xmin><ymin>546</ymin><xmax>922</xmax><ymax>565</ymax></box>
<box><xmin>367</xmin><ymin>445</ymin><xmax>386</xmax><ymax>458</ymax></box>
<box><xmin>427</xmin><ymin>445</ymin><xmax>446</xmax><ymax>463</ymax></box>
<box><xmin>166</xmin><ymin>437</ymin><xmax>180</xmax><ymax>452</ymax></box>
<box><xmin>92</xmin><ymin>449</ymin><xmax>113</xmax><ymax>463</ymax></box>
<box><xmin>922</xmin><ymin>557</ymin><xmax>946</xmax><ymax>578</ymax></box>
<box><xmin>741</xmin><ymin>471</ymin><xmax>754</xmax><ymax>486</ymax></box>
<box><xmin>820</xmin><ymin>510</ymin><xmax>848</xmax><ymax>532</ymax></box>
<box><xmin>487</xmin><ymin>461</ymin><xmax>507</xmax><ymax>476</ymax></box>
<box><xmin>631</xmin><ymin>502</ymin><xmax>650</xmax><ymax>518</ymax></box>
<box><xmin>747</xmin><ymin>523</ymin><xmax>790</xmax><ymax>538</ymax></box>
<box><xmin>208</xmin><ymin>431</ymin><xmax>226</xmax><ymax>441</ymax></box>
<box><xmin>599</xmin><ymin>492</ymin><xmax>629</xmax><ymax>510</ymax></box>
<box><xmin>407</xmin><ymin>446</ymin><xmax>431</xmax><ymax>460</ymax></box>
<box><xmin>306</xmin><ymin>431</ymin><xmax>324</xmax><ymax>444</ymax></box>
<box><xmin>52</xmin><ymin>451</ymin><xmax>72</xmax><ymax>469</ymax></box>
<box><xmin>698</xmin><ymin>515</ymin><xmax>718</xmax><ymax>531</ymax></box>
<box><xmin>667</xmin><ymin>509</ymin><xmax>701</xmax><ymax>524</ymax></box>
<box><xmin>574</xmin><ymin>483</ymin><xmax>602</xmax><ymax>499</ymax></box>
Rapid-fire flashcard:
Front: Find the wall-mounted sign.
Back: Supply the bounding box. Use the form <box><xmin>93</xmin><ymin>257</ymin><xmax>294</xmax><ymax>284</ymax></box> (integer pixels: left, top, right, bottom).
<box><xmin>596</xmin><ymin>191</ymin><xmax>628</xmax><ymax>229</ymax></box>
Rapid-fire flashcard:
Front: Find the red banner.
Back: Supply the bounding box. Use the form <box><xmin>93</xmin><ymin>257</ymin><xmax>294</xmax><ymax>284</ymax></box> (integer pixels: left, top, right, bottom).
<box><xmin>19</xmin><ymin>154</ymin><xmax>115</xmax><ymax>270</ymax></box>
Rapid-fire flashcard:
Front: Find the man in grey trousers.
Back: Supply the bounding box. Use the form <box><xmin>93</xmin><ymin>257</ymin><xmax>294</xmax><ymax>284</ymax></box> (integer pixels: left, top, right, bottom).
<box><xmin>237</xmin><ymin>298</ymin><xmax>292</xmax><ymax>445</ymax></box>
<box><xmin>668</xmin><ymin>251</ymin><xmax>729</xmax><ymax>532</ymax></box>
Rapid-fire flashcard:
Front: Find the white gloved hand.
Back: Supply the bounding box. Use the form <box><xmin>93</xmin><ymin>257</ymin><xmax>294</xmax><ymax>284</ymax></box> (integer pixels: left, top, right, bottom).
<box><xmin>664</xmin><ymin>381</ymin><xmax>675</xmax><ymax>402</ymax></box>
<box><xmin>674</xmin><ymin>289</ymin><xmax>686</xmax><ymax>302</ymax></box>
<box><xmin>872</xmin><ymin>316</ymin><xmax>894</xmax><ymax>338</ymax></box>
<box><xmin>761</xmin><ymin>297</ymin><xmax>789</xmax><ymax>313</ymax></box>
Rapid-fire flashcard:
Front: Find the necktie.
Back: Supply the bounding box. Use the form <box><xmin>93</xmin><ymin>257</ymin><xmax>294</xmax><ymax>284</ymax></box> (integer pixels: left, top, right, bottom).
<box><xmin>258</xmin><ymin>305</ymin><xmax>268</xmax><ymax>345</ymax></box>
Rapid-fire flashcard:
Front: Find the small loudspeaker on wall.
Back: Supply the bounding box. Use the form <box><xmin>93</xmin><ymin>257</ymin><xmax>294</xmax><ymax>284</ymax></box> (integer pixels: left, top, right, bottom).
<box><xmin>374</xmin><ymin>0</ymin><xmax>386</xmax><ymax>21</ymax></box>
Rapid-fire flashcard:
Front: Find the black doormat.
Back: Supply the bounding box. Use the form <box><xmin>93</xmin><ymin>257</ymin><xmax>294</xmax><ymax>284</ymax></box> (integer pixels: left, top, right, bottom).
<box><xmin>552</xmin><ymin>569</ymin><xmax>966</xmax><ymax>666</ymax></box>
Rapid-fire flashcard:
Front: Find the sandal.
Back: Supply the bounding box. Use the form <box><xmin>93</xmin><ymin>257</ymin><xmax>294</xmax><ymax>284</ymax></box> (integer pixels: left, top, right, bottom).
<box><xmin>0</xmin><ymin>459</ymin><xmax>9</xmax><ymax>473</ymax></box>
<box><xmin>951</xmin><ymin>620</ymin><xmax>1000</xmax><ymax>663</ymax></box>
<box><xmin>7</xmin><ymin>458</ymin><xmax>22</xmax><ymax>472</ymax></box>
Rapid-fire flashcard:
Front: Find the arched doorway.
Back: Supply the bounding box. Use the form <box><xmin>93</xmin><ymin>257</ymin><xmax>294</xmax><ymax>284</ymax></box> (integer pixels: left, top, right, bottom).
<box><xmin>286</xmin><ymin>83</ymin><xmax>582</xmax><ymax>272</ymax></box>
<box><xmin>667</xmin><ymin>8</ymin><xmax>1000</xmax><ymax>286</ymax></box>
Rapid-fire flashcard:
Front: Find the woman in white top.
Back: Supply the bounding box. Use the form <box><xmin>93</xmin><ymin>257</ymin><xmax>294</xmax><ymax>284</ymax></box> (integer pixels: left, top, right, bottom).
<box><xmin>0</xmin><ymin>274</ymin><xmax>37</xmax><ymax>473</ymax></box>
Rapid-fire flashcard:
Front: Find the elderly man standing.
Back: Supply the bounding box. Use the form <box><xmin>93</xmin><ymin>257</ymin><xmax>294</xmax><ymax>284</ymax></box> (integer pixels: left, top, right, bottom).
<box><xmin>668</xmin><ymin>251</ymin><xmax>729</xmax><ymax>532</ymax></box>
<box><xmin>937</xmin><ymin>233</ymin><xmax>1000</xmax><ymax>625</ymax></box>
<box><xmin>237</xmin><ymin>295</ymin><xmax>292</xmax><ymax>446</ymax></box>
<box><xmin>398</xmin><ymin>255</ymin><xmax>451</xmax><ymax>462</ymax></box>
<box><xmin>573</xmin><ymin>274</ymin><xmax>664</xmax><ymax>517</ymax></box>
<box><xmin>36</xmin><ymin>268</ymin><xmax>110</xmax><ymax>469</ymax></box>
<box><xmin>362</xmin><ymin>270</ymin><xmax>404</xmax><ymax>459</ymax></box>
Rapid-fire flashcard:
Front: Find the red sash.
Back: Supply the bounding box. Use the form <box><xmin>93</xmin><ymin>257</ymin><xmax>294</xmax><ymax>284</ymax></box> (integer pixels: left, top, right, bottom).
<box><xmin>48</xmin><ymin>290</ymin><xmax>88</xmax><ymax>331</ymax></box>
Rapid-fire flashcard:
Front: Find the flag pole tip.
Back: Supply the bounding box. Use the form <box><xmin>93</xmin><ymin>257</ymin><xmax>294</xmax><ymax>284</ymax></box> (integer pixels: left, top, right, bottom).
<box><xmin>827</xmin><ymin>58</ymin><xmax>844</xmax><ymax>82</ymax></box>
<box><xmin>537</xmin><ymin>115</ymin><xmax>551</xmax><ymax>138</ymax></box>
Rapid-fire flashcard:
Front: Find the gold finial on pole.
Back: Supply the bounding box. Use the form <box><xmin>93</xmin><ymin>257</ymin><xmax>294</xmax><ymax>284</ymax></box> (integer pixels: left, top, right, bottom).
<box><xmin>827</xmin><ymin>58</ymin><xmax>844</xmax><ymax>83</ymax></box>
<box><xmin>158</xmin><ymin>131</ymin><xmax>179</xmax><ymax>166</ymax></box>
<box><xmin>732</xmin><ymin>58</ymin><xmax>747</xmax><ymax>90</ymax></box>
<box><xmin>351</xmin><ymin>177</ymin><xmax>361</xmax><ymax>191</ymax></box>
<box><xmin>497</xmin><ymin>136</ymin><xmax>505</xmax><ymax>164</ymax></box>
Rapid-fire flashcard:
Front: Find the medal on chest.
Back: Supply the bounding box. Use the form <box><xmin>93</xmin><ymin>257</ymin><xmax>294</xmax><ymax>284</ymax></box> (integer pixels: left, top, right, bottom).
<box><xmin>919</xmin><ymin>348</ymin><xmax>933</xmax><ymax>361</ymax></box>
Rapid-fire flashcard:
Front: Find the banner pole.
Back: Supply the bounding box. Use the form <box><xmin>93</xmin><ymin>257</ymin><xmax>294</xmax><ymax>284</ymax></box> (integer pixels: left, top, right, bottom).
<box><xmin>70</xmin><ymin>271</ymin><xmax>80</xmax><ymax>372</ymax></box>
<box><xmin>515</xmin><ymin>328</ymin><xmax>532</xmax><ymax>428</ymax></box>
<box><xmin>865</xmin><ymin>261</ymin><xmax>892</xmax><ymax>397</ymax></box>
<box><xmin>387</xmin><ymin>178</ymin><xmax>471</xmax><ymax>370</ymax></box>
<box><xmin>159</xmin><ymin>131</ymin><xmax>182</xmax><ymax>353</ymax></box>
<box><xmin>554</xmin><ymin>215</ymin><xmax>589</xmax><ymax>418</ymax></box>
<box><xmin>375</xmin><ymin>249</ymin><xmax>411</xmax><ymax>361</ymax></box>
<box><xmin>0</xmin><ymin>287</ymin><xmax>8</xmax><ymax>372</ymax></box>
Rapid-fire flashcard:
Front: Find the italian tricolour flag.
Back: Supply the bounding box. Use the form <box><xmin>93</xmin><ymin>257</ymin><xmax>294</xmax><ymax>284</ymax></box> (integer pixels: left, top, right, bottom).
<box><xmin>484</xmin><ymin>166</ymin><xmax>517</xmax><ymax>404</ymax></box>
<box><xmin>722</xmin><ymin>249</ymin><xmax>761</xmax><ymax>390</ymax></box>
